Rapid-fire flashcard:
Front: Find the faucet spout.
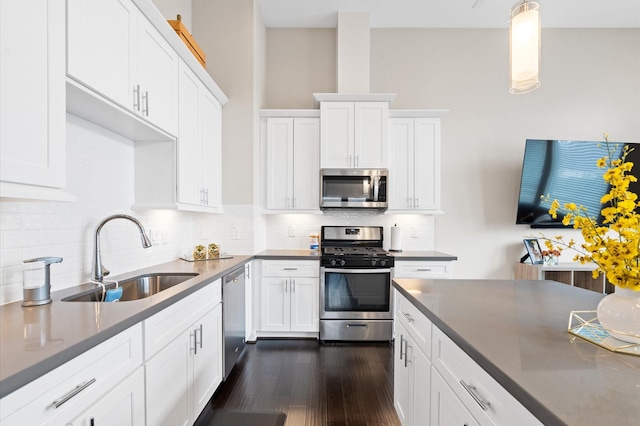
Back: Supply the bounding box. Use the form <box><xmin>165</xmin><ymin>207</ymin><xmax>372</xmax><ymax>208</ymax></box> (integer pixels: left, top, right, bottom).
<box><xmin>92</xmin><ymin>214</ymin><xmax>152</xmax><ymax>282</ymax></box>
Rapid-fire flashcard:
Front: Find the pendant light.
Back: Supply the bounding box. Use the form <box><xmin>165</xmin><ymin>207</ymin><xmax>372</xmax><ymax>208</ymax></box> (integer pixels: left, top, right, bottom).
<box><xmin>509</xmin><ymin>0</ymin><xmax>541</xmax><ymax>94</ymax></box>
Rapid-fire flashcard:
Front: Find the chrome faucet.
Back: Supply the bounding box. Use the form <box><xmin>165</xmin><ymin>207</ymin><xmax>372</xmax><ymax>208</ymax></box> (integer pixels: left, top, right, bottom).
<box><xmin>92</xmin><ymin>214</ymin><xmax>152</xmax><ymax>282</ymax></box>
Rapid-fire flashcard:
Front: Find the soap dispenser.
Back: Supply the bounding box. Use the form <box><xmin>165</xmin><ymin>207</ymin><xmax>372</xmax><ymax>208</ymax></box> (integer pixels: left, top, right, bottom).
<box><xmin>22</xmin><ymin>257</ymin><xmax>63</xmax><ymax>307</ymax></box>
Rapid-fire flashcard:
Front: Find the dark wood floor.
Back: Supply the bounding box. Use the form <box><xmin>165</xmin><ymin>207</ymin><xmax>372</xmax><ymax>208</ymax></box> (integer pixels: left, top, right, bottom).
<box><xmin>195</xmin><ymin>339</ymin><xmax>401</xmax><ymax>426</ymax></box>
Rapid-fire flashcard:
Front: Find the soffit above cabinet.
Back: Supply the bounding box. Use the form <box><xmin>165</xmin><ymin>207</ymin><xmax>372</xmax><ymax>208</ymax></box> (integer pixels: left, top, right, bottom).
<box><xmin>259</xmin><ymin>109</ymin><xmax>320</xmax><ymax>118</ymax></box>
<box><xmin>313</xmin><ymin>93</ymin><xmax>396</xmax><ymax>104</ymax></box>
<box><xmin>389</xmin><ymin>109</ymin><xmax>449</xmax><ymax>118</ymax></box>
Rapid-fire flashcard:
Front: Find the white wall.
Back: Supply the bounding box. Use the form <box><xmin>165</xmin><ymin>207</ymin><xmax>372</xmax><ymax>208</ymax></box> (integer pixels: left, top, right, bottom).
<box><xmin>152</xmin><ymin>0</ymin><xmax>192</xmax><ymax>32</ymax></box>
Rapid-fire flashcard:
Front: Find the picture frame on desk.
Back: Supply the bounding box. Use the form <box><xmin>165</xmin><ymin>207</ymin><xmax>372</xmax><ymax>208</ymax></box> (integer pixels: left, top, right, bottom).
<box><xmin>523</xmin><ymin>238</ymin><xmax>544</xmax><ymax>264</ymax></box>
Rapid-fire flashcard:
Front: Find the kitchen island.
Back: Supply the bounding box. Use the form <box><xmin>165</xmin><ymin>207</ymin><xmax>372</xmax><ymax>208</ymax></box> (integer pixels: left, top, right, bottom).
<box><xmin>393</xmin><ymin>278</ymin><xmax>640</xmax><ymax>425</ymax></box>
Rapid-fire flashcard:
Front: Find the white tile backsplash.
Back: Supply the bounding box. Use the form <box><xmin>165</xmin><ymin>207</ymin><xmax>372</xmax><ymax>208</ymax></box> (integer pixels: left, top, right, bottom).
<box><xmin>265</xmin><ymin>212</ymin><xmax>435</xmax><ymax>251</ymax></box>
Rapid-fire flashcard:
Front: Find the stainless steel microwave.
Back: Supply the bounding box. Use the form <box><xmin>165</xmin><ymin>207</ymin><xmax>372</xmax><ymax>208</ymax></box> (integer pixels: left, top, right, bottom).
<box><xmin>320</xmin><ymin>169</ymin><xmax>388</xmax><ymax>210</ymax></box>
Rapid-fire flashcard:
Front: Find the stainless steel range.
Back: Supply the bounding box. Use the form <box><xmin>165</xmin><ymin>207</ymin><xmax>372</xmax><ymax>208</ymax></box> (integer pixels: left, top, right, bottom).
<box><xmin>319</xmin><ymin>226</ymin><xmax>394</xmax><ymax>341</ymax></box>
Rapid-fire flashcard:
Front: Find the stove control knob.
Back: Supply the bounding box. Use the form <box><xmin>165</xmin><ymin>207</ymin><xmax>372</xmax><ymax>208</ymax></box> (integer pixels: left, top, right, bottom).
<box><xmin>370</xmin><ymin>259</ymin><xmax>377</xmax><ymax>266</ymax></box>
<box><xmin>330</xmin><ymin>259</ymin><xmax>337</xmax><ymax>266</ymax></box>
<box><xmin>339</xmin><ymin>259</ymin><xmax>346</xmax><ymax>267</ymax></box>
<box><xmin>380</xmin><ymin>260</ymin><xmax>387</xmax><ymax>267</ymax></box>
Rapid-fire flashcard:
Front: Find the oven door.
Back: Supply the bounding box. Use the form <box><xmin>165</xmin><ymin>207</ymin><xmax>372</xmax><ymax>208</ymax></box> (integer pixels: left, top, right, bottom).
<box><xmin>320</xmin><ymin>267</ymin><xmax>393</xmax><ymax>320</ymax></box>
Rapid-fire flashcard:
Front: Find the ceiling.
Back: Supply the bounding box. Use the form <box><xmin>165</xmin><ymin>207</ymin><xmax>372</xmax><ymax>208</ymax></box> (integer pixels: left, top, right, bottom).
<box><xmin>255</xmin><ymin>0</ymin><xmax>640</xmax><ymax>29</ymax></box>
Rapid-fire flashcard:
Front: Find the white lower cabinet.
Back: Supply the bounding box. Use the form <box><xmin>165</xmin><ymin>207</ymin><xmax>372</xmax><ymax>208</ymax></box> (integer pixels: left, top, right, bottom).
<box><xmin>394</xmin><ymin>291</ymin><xmax>543</xmax><ymax>426</ymax></box>
<box><xmin>431</xmin><ymin>327</ymin><xmax>543</xmax><ymax>426</ymax></box>
<box><xmin>258</xmin><ymin>260</ymin><xmax>319</xmax><ymax>335</ymax></box>
<box><xmin>0</xmin><ymin>324</ymin><xmax>143</xmax><ymax>426</ymax></box>
<box><xmin>430</xmin><ymin>368</ymin><xmax>479</xmax><ymax>426</ymax></box>
<box><xmin>68</xmin><ymin>366</ymin><xmax>146</xmax><ymax>426</ymax></box>
<box><xmin>394</xmin><ymin>290</ymin><xmax>432</xmax><ymax>426</ymax></box>
<box><xmin>394</xmin><ymin>260</ymin><xmax>452</xmax><ymax>279</ymax></box>
<box><xmin>394</xmin><ymin>319</ymin><xmax>431</xmax><ymax>426</ymax></box>
<box><xmin>144</xmin><ymin>281</ymin><xmax>223</xmax><ymax>426</ymax></box>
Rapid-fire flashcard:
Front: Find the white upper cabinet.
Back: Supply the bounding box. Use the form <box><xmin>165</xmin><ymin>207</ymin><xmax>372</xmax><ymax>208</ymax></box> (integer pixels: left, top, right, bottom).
<box><xmin>265</xmin><ymin>116</ymin><xmax>320</xmax><ymax>211</ymax></box>
<box><xmin>176</xmin><ymin>61</ymin><xmax>222</xmax><ymax>211</ymax></box>
<box><xmin>0</xmin><ymin>0</ymin><xmax>71</xmax><ymax>201</ymax></box>
<box><xmin>389</xmin><ymin>113</ymin><xmax>445</xmax><ymax>212</ymax></box>
<box><xmin>67</xmin><ymin>0</ymin><xmax>178</xmax><ymax>135</ymax></box>
<box><xmin>66</xmin><ymin>0</ymin><xmax>135</xmax><ymax>111</ymax></box>
<box><xmin>320</xmin><ymin>101</ymin><xmax>389</xmax><ymax>169</ymax></box>
<box><xmin>135</xmin><ymin>16</ymin><xmax>179</xmax><ymax>133</ymax></box>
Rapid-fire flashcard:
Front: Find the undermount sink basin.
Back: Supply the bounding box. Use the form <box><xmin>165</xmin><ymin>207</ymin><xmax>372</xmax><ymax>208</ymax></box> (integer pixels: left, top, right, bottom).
<box><xmin>62</xmin><ymin>273</ymin><xmax>199</xmax><ymax>302</ymax></box>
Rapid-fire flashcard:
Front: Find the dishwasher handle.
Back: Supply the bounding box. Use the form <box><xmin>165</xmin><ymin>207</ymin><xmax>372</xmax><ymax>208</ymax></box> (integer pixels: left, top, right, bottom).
<box><xmin>223</xmin><ymin>266</ymin><xmax>245</xmax><ymax>285</ymax></box>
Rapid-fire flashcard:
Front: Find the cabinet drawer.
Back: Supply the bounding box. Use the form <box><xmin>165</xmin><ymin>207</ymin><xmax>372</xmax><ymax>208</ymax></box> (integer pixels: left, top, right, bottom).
<box><xmin>261</xmin><ymin>260</ymin><xmax>319</xmax><ymax>277</ymax></box>
<box><xmin>394</xmin><ymin>261</ymin><xmax>452</xmax><ymax>278</ymax></box>
<box><xmin>432</xmin><ymin>327</ymin><xmax>543</xmax><ymax>426</ymax></box>
<box><xmin>395</xmin><ymin>290</ymin><xmax>432</xmax><ymax>358</ymax></box>
<box><xmin>0</xmin><ymin>323</ymin><xmax>143</xmax><ymax>426</ymax></box>
<box><xmin>144</xmin><ymin>279</ymin><xmax>221</xmax><ymax>359</ymax></box>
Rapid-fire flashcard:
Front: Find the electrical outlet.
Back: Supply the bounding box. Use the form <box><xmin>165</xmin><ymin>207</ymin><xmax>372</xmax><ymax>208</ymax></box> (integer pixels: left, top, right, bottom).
<box><xmin>411</xmin><ymin>227</ymin><xmax>419</xmax><ymax>238</ymax></box>
<box><xmin>148</xmin><ymin>228</ymin><xmax>160</xmax><ymax>244</ymax></box>
<box><xmin>288</xmin><ymin>226</ymin><xmax>295</xmax><ymax>237</ymax></box>
<box><xmin>232</xmin><ymin>226</ymin><xmax>240</xmax><ymax>240</ymax></box>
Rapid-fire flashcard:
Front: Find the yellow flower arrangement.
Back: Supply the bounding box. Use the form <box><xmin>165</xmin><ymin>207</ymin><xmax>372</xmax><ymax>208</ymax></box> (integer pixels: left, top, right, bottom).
<box><xmin>541</xmin><ymin>133</ymin><xmax>640</xmax><ymax>291</ymax></box>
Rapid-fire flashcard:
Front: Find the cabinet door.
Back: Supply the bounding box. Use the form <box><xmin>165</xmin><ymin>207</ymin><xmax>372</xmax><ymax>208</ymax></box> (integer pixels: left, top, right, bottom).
<box><xmin>261</xmin><ymin>277</ymin><xmax>291</xmax><ymax>331</ymax></box>
<box><xmin>145</xmin><ymin>332</ymin><xmax>191</xmax><ymax>426</ymax></box>
<box><xmin>354</xmin><ymin>102</ymin><xmax>389</xmax><ymax>168</ymax></box>
<box><xmin>394</xmin><ymin>321</ymin><xmax>411</xmax><ymax>426</ymax></box>
<box><xmin>413</xmin><ymin>118</ymin><xmax>440</xmax><ymax>211</ymax></box>
<box><xmin>200</xmin><ymin>90</ymin><xmax>222</xmax><ymax>210</ymax></box>
<box><xmin>1</xmin><ymin>0</ymin><xmax>65</xmax><ymax>189</ymax></box>
<box><xmin>320</xmin><ymin>102</ymin><xmax>354</xmax><ymax>168</ymax></box>
<box><xmin>177</xmin><ymin>63</ymin><xmax>202</xmax><ymax>206</ymax></box>
<box><xmin>192</xmin><ymin>304</ymin><xmax>223</xmax><ymax>422</ymax></box>
<box><xmin>290</xmin><ymin>277</ymin><xmax>319</xmax><ymax>332</ymax></box>
<box><xmin>266</xmin><ymin>117</ymin><xmax>294</xmax><ymax>209</ymax></box>
<box><xmin>411</xmin><ymin>340</ymin><xmax>431</xmax><ymax>426</ymax></box>
<box><xmin>431</xmin><ymin>369</ymin><xmax>479</xmax><ymax>426</ymax></box>
<box><xmin>292</xmin><ymin>118</ymin><xmax>320</xmax><ymax>210</ymax></box>
<box><xmin>68</xmin><ymin>367</ymin><xmax>145</xmax><ymax>426</ymax></box>
<box><xmin>389</xmin><ymin>118</ymin><xmax>415</xmax><ymax>210</ymax></box>
<box><xmin>137</xmin><ymin>16</ymin><xmax>178</xmax><ymax>134</ymax></box>
<box><xmin>66</xmin><ymin>0</ymin><xmax>135</xmax><ymax>110</ymax></box>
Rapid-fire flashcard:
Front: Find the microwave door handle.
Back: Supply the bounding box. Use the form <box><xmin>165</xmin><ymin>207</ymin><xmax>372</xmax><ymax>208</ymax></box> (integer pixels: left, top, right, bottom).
<box><xmin>373</xmin><ymin>176</ymin><xmax>380</xmax><ymax>202</ymax></box>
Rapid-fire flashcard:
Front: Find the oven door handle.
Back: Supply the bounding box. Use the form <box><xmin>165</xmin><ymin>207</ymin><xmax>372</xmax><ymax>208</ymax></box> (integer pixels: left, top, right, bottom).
<box><xmin>322</xmin><ymin>268</ymin><xmax>391</xmax><ymax>274</ymax></box>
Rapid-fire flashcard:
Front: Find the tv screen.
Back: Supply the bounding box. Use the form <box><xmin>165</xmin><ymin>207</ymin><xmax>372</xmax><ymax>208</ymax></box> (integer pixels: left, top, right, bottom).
<box><xmin>515</xmin><ymin>139</ymin><xmax>640</xmax><ymax>228</ymax></box>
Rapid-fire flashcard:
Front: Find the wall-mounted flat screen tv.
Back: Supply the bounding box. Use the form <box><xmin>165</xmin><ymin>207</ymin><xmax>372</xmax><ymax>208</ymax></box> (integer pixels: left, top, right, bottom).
<box><xmin>516</xmin><ymin>139</ymin><xmax>640</xmax><ymax>228</ymax></box>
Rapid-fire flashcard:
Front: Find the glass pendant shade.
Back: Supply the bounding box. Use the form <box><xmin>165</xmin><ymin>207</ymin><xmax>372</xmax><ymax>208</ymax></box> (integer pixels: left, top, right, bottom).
<box><xmin>509</xmin><ymin>1</ymin><xmax>541</xmax><ymax>94</ymax></box>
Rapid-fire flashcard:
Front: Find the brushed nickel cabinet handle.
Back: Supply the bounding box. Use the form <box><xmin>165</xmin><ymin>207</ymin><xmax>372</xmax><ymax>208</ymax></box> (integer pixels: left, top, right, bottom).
<box><xmin>52</xmin><ymin>378</ymin><xmax>96</xmax><ymax>408</ymax></box>
<box><xmin>460</xmin><ymin>380</ymin><xmax>491</xmax><ymax>411</ymax></box>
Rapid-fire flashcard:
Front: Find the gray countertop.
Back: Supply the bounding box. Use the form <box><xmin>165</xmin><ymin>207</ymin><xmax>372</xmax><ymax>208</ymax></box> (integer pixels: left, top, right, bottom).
<box><xmin>0</xmin><ymin>256</ymin><xmax>251</xmax><ymax>398</ymax></box>
<box><xmin>392</xmin><ymin>278</ymin><xmax>640</xmax><ymax>426</ymax></box>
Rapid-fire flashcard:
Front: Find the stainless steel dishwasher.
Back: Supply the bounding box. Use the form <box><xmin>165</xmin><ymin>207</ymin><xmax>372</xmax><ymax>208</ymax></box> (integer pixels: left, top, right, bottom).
<box><xmin>222</xmin><ymin>266</ymin><xmax>246</xmax><ymax>379</ymax></box>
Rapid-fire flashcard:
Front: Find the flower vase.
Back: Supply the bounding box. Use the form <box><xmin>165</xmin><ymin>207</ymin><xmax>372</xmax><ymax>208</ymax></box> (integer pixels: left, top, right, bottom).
<box><xmin>544</xmin><ymin>255</ymin><xmax>558</xmax><ymax>266</ymax></box>
<box><xmin>596</xmin><ymin>287</ymin><xmax>640</xmax><ymax>344</ymax></box>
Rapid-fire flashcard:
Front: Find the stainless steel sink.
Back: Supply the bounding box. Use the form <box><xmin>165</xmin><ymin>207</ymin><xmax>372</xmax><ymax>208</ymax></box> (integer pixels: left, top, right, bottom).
<box><xmin>62</xmin><ymin>273</ymin><xmax>198</xmax><ymax>302</ymax></box>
